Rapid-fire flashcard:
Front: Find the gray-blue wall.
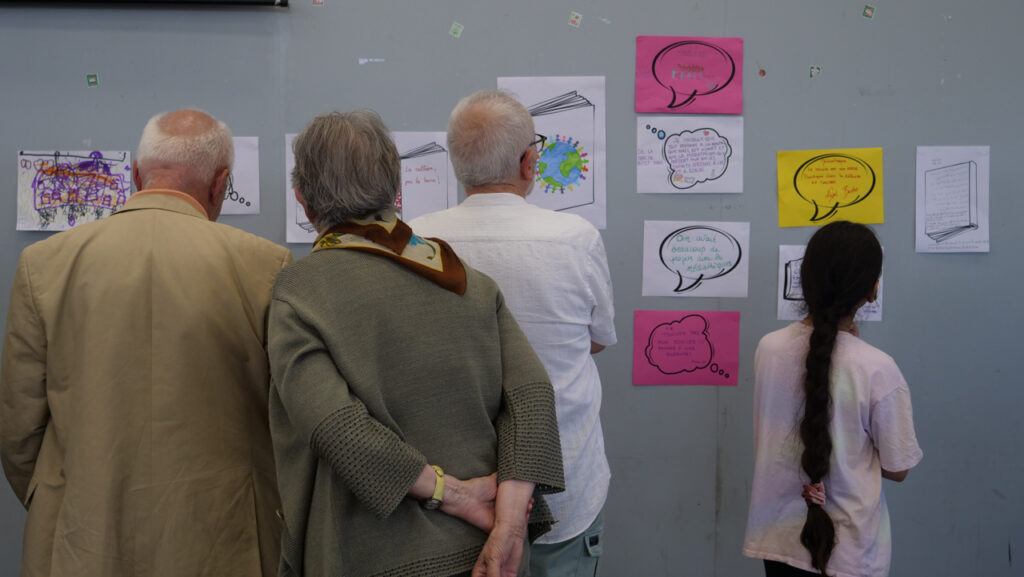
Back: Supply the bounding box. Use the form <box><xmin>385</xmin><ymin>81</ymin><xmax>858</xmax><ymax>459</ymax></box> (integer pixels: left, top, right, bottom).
<box><xmin>1</xmin><ymin>1</ymin><xmax>1021</xmax><ymax>575</ymax></box>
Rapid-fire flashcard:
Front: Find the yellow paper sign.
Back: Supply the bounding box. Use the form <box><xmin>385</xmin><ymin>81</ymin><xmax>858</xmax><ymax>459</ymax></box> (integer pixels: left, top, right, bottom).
<box><xmin>777</xmin><ymin>148</ymin><xmax>884</xmax><ymax>227</ymax></box>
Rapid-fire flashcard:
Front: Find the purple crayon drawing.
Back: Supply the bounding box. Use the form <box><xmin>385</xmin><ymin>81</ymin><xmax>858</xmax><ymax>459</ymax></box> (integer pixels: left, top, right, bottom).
<box><xmin>18</xmin><ymin>150</ymin><xmax>132</xmax><ymax>231</ymax></box>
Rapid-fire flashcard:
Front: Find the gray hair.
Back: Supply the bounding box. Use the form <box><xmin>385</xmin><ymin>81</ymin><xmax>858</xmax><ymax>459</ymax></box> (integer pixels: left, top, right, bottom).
<box><xmin>136</xmin><ymin>110</ymin><xmax>233</xmax><ymax>185</ymax></box>
<box><xmin>447</xmin><ymin>90</ymin><xmax>535</xmax><ymax>188</ymax></box>
<box><xmin>291</xmin><ymin>110</ymin><xmax>401</xmax><ymax>231</ymax></box>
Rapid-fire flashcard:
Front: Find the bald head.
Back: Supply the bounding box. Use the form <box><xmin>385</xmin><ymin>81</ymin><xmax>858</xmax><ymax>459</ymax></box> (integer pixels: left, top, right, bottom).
<box><xmin>135</xmin><ymin>109</ymin><xmax>234</xmax><ymax>219</ymax></box>
<box><xmin>447</xmin><ymin>90</ymin><xmax>535</xmax><ymax>189</ymax></box>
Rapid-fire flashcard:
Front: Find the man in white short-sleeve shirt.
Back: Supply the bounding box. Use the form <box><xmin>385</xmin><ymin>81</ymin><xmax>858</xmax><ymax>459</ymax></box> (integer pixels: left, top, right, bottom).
<box><xmin>410</xmin><ymin>90</ymin><xmax>616</xmax><ymax>577</ymax></box>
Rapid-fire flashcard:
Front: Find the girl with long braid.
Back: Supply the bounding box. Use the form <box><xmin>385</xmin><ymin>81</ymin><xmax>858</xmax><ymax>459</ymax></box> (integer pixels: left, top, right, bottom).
<box><xmin>743</xmin><ymin>222</ymin><xmax>923</xmax><ymax>577</ymax></box>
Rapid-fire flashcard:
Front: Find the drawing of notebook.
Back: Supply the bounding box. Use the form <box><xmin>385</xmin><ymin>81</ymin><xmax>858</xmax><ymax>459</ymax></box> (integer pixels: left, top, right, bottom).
<box><xmin>924</xmin><ymin>161</ymin><xmax>978</xmax><ymax>243</ymax></box>
<box><xmin>783</xmin><ymin>257</ymin><xmax>803</xmax><ymax>301</ymax></box>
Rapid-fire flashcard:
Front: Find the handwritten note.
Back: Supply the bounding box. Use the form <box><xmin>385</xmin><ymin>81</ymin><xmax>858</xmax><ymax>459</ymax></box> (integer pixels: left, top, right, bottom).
<box><xmin>777</xmin><ymin>148</ymin><xmax>884</xmax><ymax>227</ymax></box>
<box><xmin>637</xmin><ymin>116</ymin><xmax>743</xmax><ymax>193</ymax></box>
<box><xmin>635</xmin><ymin>36</ymin><xmax>743</xmax><ymax>114</ymax></box>
<box><xmin>633</xmin><ymin>310</ymin><xmax>740</xmax><ymax>386</ymax></box>
<box><xmin>392</xmin><ymin>132</ymin><xmax>458</xmax><ymax>222</ymax></box>
<box><xmin>915</xmin><ymin>146</ymin><xmax>989</xmax><ymax>253</ymax></box>
<box><xmin>642</xmin><ymin>220</ymin><xmax>749</xmax><ymax>297</ymax></box>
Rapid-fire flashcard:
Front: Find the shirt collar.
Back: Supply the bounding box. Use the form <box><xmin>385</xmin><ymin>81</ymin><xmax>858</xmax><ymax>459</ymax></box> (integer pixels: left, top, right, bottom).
<box><xmin>461</xmin><ymin>192</ymin><xmax>528</xmax><ymax>207</ymax></box>
<box><xmin>117</xmin><ymin>189</ymin><xmax>210</xmax><ymax>220</ymax></box>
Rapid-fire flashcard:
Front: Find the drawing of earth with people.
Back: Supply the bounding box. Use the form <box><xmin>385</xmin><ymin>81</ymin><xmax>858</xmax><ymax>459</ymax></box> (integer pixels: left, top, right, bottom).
<box><xmin>536</xmin><ymin>136</ymin><xmax>589</xmax><ymax>193</ymax></box>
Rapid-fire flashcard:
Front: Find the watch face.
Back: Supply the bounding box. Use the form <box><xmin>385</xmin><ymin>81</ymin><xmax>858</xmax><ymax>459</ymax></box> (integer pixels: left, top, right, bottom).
<box><xmin>422</xmin><ymin>498</ymin><xmax>442</xmax><ymax>511</ymax></box>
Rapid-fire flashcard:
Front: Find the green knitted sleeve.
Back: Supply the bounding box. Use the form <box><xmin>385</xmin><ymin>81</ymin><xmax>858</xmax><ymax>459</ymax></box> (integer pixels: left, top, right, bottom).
<box><xmin>492</xmin><ymin>291</ymin><xmax>566</xmax><ymax>494</ymax></box>
<box><xmin>269</xmin><ymin>297</ymin><xmax>427</xmax><ymax>519</ymax></box>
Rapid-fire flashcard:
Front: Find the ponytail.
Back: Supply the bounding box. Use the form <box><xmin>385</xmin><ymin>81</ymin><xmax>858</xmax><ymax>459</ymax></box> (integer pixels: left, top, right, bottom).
<box><xmin>797</xmin><ymin>221</ymin><xmax>883</xmax><ymax>576</ymax></box>
<box><xmin>799</xmin><ymin>312</ymin><xmax>839</xmax><ymax>575</ymax></box>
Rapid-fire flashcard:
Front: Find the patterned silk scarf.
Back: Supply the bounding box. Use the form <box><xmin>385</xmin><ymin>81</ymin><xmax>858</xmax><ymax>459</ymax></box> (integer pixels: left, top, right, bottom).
<box><xmin>311</xmin><ymin>210</ymin><xmax>467</xmax><ymax>295</ymax></box>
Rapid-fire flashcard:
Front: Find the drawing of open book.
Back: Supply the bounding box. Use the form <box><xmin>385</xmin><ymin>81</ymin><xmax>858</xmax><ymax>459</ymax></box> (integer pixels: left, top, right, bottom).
<box><xmin>527</xmin><ymin>91</ymin><xmax>596</xmax><ymax>212</ymax></box>
<box><xmin>396</xmin><ymin>140</ymin><xmax>454</xmax><ymax>221</ymax></box>
<box><xmin>924</xmin><ymin>161</ymin><xmax>978</xmax><ymax>243</ymax></box>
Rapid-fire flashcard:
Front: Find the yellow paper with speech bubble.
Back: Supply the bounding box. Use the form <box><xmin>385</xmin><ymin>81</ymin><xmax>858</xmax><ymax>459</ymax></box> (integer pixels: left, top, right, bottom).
<box><xmin>777</xmin><ymin>148</ymin><xmax>884</xmax><ymax>227</ymax></box>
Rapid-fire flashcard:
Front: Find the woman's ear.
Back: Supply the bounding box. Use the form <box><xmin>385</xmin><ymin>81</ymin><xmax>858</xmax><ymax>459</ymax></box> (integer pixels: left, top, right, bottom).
<box><xmin>867</xmin><ymin>279</ymin><xmax>880</xmax><ymax>303</ymax></box>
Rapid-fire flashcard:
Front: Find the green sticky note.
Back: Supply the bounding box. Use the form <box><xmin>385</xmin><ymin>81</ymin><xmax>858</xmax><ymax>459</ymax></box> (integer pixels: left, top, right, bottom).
<box><xmin>86</xmin><ymin>74</ymin><xmax>99</xmax><ymax>87</ymax></box>
<box><xmin>863</xmin><ymin>5</ymin><xmax>876</xmax><ymax>19</ymax></box>
<box><xmin>449</xmin><ymin>21</ymin><xmax>464</xmax><ymax>38</ymax></box>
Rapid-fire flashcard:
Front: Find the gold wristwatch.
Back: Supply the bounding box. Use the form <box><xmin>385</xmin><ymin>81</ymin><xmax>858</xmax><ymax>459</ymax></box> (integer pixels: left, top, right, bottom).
<box><xmin>422</xmin><ymin>465</ymin><xmax>445</xmax><ymax>510</ymax></box>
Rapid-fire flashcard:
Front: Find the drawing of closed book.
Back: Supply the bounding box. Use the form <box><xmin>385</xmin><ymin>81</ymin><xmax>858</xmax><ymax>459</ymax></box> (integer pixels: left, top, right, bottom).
<box><xmin>925</xmin><ymin>161</ymin><xmax>978</xmax><ymax>243</ymax></box>
<box><xmin>783</xmin><ymin>257</ymin><xmax>803</xmax><ymax>301</ymax></box>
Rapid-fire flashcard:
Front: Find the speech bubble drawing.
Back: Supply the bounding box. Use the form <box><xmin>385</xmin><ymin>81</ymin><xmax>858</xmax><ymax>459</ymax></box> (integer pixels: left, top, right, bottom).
<box><xmin>644</xmin><ymin>314</ymin><xmax>729</xmax><ymax>379</ymax></box>
<box><xmin>793</xmin><ymin>153</ymin><xmax>876</xmax><ymax>221</ymax></box>
<box><xmin>652</xmin><ymin>40</ymin><xmax>736</xmax><ymax>109</ymax></box>
<box><xmin>662</xmin><ymin>128</ymin><xmax>732</xmax><ymax>189</ymax></box>
<box><xmin>658</xmin><ymin>225</ymin><xmax>742</xmax><ymax>292</ymax></box>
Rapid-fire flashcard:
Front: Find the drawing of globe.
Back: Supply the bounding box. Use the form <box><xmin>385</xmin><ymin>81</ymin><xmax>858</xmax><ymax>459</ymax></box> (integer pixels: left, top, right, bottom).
<box><xmin>537</xmin><ymin>140</ymin><xmax>586</xmax><ymax>191</ymax></box>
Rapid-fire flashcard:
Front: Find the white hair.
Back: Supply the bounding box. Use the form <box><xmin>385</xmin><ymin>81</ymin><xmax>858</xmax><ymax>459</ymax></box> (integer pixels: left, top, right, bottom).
<box><xmin>136</xmin><ymin>110</ymin><xmax>234</xmax><ymax>185</ymax></box>
<box><xmin>447</xmin><ymin>90</ymin><xmax>535</xmax><ymax>188</ymax></box>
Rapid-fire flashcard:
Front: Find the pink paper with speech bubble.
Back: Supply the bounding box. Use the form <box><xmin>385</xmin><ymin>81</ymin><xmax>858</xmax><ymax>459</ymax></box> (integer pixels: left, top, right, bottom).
<box><xmin>635</xmin><ymin>36</ymin><xmax>743</xmax><ymax>114</ymax></box>
<box><xmin>633</xmin><ymin>310</ymin><xmax>740</xmax><ymax>386</ymax></box>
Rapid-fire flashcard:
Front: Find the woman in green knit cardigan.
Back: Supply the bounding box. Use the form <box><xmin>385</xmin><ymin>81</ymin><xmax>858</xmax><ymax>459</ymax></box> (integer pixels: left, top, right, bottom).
<box><xmin>268</xmin><ymin>109</ymin><xmax>565</xmax><ymax>577</ymax></box>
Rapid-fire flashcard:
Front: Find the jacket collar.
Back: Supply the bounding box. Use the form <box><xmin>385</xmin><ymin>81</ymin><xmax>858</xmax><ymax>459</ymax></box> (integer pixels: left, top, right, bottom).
<box><xmin>115</xmin><ymin>189</ymin><xmax>210</xmax><ymax>220</ymax></box>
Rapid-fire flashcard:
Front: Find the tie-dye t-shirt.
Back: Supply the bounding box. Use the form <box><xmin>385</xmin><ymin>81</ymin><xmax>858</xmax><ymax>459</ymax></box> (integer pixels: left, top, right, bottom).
<box><xmin>743</xmin><ymin>323</ymin><xmax>923</xmax><ymax>577</ymax></box>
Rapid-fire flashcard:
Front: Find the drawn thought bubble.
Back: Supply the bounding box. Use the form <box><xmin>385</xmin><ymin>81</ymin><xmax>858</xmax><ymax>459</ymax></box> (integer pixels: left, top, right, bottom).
<box><xmin>663</xmin><ymin>128</ymin><xmax>731</xmax><ymax>189</ymax></box>
<box><xmin>659</xmin><ymin>226</ymin><xmax>742</xmax><ymax>292</ymax></box>
<box><xmin>645</xmin><ymin>314</ymin><xmax>716</xmax><ymax>375</ymax></box>
<box><xmin>652</xmin><ymin>41</ymin><xmax>736</xmax><ymax>109</ymax></box>
<box><xmin>793</xmin><ymin>154</ymin><xmax>876</xmax><ymax>221</ymax></box>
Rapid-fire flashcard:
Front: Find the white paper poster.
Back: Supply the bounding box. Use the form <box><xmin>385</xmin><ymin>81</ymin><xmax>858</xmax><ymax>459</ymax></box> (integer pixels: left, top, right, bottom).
<box><xmin>17</xmin><ymin>150</ymin><xmax>132</xmax><ymax>231</ymax></box>
<box><xmin>777</xmin><ymin>244</ymin><xmax>883</xmax><ymax>322</ymax></box>
<box><xmin>393</xmin><ymin>131</ymin><xmax>458</xmax><ymax>222</ymax></box>
<box><xmin>284</xmin><ymin>133</ymin><xmax>317</xmax><ymax>243</ymax></box>
<box><xmin>915</xmin><ymin>146</ymin><xmax>990</xmax><ymax>253</ymax></box>
<box><xmin>636</xmin><ymin>116</ymin><xmax>743</xmax><ymax>194</ymax></box>
<box><xmin>642</xmin><ymin>220</ymin><xmax>750</xmax><ymax>298</ymax></box>
<box><xmin>497</xmin><ymin>76</ymin><xmax>607</xmax><ymax>229</ymax></box>
<box><xmin>222</xmin><ymin>137</ymin><xmax>260</xmax><ymax>215</ymax></box>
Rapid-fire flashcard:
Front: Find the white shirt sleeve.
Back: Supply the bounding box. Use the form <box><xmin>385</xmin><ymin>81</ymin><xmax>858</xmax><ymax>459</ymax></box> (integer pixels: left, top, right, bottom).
<box><xmin>585</xmin><ymin>231</ymin><xmax>616</xmax><ymax>346</ymax></box>
<box><xmin>870</xmin><ymin>386</ymin><xmax>924</xmax><ymax>473</ymax></box>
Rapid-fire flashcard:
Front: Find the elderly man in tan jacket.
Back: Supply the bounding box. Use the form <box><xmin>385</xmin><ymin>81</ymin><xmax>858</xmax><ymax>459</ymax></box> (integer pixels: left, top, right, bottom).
<box><xmin>0</xmin><ymin>109</ymin><xmax>293</xmax><ymax>577</ymax></box>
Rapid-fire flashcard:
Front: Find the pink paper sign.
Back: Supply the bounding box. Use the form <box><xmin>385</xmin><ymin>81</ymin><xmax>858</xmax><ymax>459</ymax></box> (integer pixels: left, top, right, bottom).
<box><xmin>633</xmin><ymin>310</ymin><xmax>740</xmax><ymax>386</ymax></box>
<box><xmin>635</xmin><ymin>36</ymin><xmax>744</xmax><ymax>114</ymax></box>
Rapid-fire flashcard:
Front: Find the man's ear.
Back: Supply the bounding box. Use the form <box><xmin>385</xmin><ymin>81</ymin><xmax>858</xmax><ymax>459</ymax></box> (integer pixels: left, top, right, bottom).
<box><xmin>132</xmin><ymin>160</ymin><xmax>142</xmax><ymax>191</ymax></box>
<box><xmin>208</xmin><ymin>168</ymin><xmax>230</xmax><ymax>221</ymax></box>
<box><xmin>519</xmin><ymin>149</ymin><xmax>536</xmax><ymax>181</ymax></box>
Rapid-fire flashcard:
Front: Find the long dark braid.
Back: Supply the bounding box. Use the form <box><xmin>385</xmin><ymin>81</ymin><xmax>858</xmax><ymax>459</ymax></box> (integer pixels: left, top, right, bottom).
<box><xmin>798</xmin><ymin>221</ymin><xmax>882</xmax><ymax>576</ymax></box>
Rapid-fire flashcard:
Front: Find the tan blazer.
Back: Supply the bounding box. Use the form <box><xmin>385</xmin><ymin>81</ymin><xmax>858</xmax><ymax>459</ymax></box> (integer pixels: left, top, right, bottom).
<box><xmin>1</xmin><ymin>190</ymin><xmax>293</xmax><ymax>577</ymax></box>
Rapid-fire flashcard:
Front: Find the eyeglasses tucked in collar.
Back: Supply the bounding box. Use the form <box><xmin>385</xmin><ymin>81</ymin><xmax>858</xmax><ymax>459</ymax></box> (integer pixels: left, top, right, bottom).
<box><xmin>520</xmin><ymin>134</ymin><xmax>548</xmax><ymax>162</ymax></box>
